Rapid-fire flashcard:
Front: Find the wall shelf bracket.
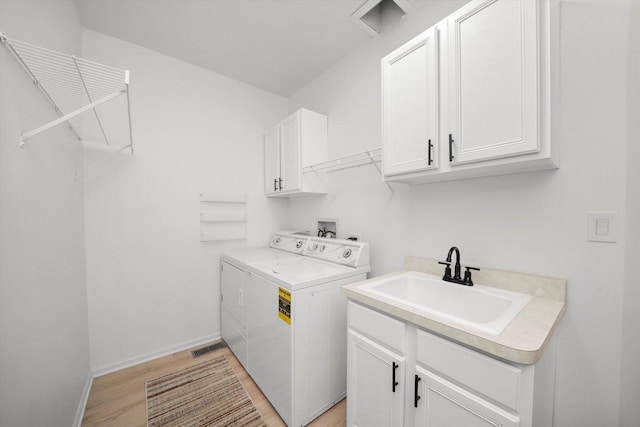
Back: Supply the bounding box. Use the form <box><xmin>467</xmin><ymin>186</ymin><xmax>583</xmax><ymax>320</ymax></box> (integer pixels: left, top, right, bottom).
<box><xmin>1</xmin><ymin>31</ymin><xmax>134</xmax><ymax>157</ymax></box>
<box><xmin>303</xmin><ymin>147</ymin><xmax>393</xmax><ymax>192</ymax></box>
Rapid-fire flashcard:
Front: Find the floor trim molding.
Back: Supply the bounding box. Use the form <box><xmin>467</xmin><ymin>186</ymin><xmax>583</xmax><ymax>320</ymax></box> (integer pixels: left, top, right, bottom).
<box><xmin>91</xmin><ymin>333</ymin><xmax>220</xmax><ymax>378</ymax></box>
<box><xmin>73</xmin><ymin>373</ymin><xmax>94</xmax><ymax>427</ymax></box>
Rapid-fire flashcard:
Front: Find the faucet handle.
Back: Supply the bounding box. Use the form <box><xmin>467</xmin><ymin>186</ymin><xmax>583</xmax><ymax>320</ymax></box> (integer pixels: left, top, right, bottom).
<box><xmin>438</xmin><ymin>261</ymin><xmax>452</xmax><ymax>280</ymax></box>
<box><xmin>463</xmin><ymin>266</ymin><xmax>480</xmax><ymax>286</ymax></box>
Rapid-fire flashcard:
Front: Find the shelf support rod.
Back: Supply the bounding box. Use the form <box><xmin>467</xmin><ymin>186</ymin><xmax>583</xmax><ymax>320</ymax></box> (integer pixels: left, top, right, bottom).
<box><xmin>75</xmin><ymin>143</ymin><xmax>132</xmax><ymax>180</ymax></box>
<box><xmin>367</xmin><ymin>151</ymin><xmax>394</xmax><ymax>192</ymax></box>
<box><xmin>1</xmin><ymin>32</ymin><xmax>82</xmax><ymax>142</ymax></box>
<box><xmin>124</xmin><ymin>70</ymin><xmax>134</xmax><ymax>155</ymax></box>
<box><xmin>72</xmin><ymin>55</ymin><xmax>111</xmax><ymax>146</ymax></box>
<box><xmin>20</xmin><ymin>90</ymin><xmax>125</xmax><ymax>147</ymax></box>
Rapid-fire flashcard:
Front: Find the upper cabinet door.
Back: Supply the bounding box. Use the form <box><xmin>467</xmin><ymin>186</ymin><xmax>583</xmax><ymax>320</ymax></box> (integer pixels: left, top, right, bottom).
<box><xmin>264</xmin><ymin>126</ymin><xmax>281</xmax><ymax>195</ymax></box>
<box><xmin>264</xmin><ymin>108</ymin><xmax>327</xmax><ymax>197</ymax></box>
<box><xmin>447</xmin><ymin>0</ymin><xmax>540</xmax><ymax>165</ymax></box>
<box><xmin>279</xmin><ymin>112</ymin><xmax>302</xmax><ymax>193</ymax></box>
<box><xmin>382</xmin><ymin>27</ymin><xmax>439</xmax><ymax>176</ymax></box>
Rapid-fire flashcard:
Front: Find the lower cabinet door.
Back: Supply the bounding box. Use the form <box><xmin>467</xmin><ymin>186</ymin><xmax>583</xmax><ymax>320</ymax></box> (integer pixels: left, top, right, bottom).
<box><xmin>413</xmin><ymin>366</ymin><xmax>520</xmax><ymax>427</ymax></box>
<box><xmin>347</xmin><ymin>330</ymin><xmax>405</xmax><ymax>427</ymax></box>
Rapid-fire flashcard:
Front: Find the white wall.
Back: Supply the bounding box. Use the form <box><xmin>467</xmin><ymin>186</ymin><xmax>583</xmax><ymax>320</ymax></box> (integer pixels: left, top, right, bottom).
<box><xmin>287</xmin><ymin>1</ymin><xmax>631</xmax><ymax>425</ymax></box>
<box><xmin>80</xmin><ymin>30</ymin><xmax>289</xmax><ymax>373</ymax></box>
<box><xmin>620</xmin><ymin>2</ymin><xmax>640</xmax><ymax>426</ymax></box>
<box><xmin>0</xmin><ymin>1</ymin><xmax>90</xmax><ymax>426</ymax></box>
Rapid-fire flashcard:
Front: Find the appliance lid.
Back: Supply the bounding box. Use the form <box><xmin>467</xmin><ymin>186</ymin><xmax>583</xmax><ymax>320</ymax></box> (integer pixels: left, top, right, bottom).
<box><xmin>221</xmin><ymin>247</ymin><xmax>299</xmax><ymax>266</ymax></box>
<box><xmin>248</xmin><ymin>256</ymin><xmax>369</xmax><ymax>289</ymax></box>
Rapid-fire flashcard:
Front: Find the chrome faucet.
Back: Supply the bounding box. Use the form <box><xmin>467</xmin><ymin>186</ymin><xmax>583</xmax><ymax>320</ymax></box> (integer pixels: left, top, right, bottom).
<box><xmin>438</xmin><ymin>246</ymin><xmax>479</xmax><ymax>286</ymax></box>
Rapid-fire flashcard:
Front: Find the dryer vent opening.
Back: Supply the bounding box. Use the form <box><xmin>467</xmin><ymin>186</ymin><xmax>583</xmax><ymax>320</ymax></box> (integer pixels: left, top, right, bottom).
<box><xmin>351</xmin><ymin>0</ymin><xmax>413</xmax><ymax>37</ymax></box>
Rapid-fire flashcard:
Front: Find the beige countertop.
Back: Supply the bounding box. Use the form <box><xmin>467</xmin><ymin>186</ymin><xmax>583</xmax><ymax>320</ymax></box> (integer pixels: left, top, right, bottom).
<box><xmin>341</xmin><ymin>256</ymin><xmax>566</xmax><ymax>365</ymax></box>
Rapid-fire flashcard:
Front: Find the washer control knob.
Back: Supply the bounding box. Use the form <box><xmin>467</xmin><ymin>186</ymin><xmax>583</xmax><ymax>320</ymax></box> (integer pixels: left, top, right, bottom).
<box><xmin>311</xmin><ymin>243</ymin><xmax>319</xmax><ymax>251</ymax></box>
<box><xmin>273</xmin><ymin>237</ymin><xmax>281</xmax><ymax>244</ymax></box>
<box><xmin>342</xmin><ymin>248</ymin><xmax>352</xmax><ymax>258</ymax></box>
<box><xmin>296</xmin><ymin>240</ymin><xmax>303</xmax><ymax>249</ymax></box>
<box><xmin>318</xmin><ymin>244</ymin><xmax>326</xmax><ymax>252</ymax></box>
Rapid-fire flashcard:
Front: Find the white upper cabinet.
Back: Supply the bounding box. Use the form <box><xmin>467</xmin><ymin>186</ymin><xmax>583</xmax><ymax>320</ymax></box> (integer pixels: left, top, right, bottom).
<box><xmin>264</xmin><ymin>126</ymin><xmax>281</xmax><ymax>195</ymax></box>
<box><xmin>264</xmin><ymin>108</ymin><xmax>328</xmax><ymax>197</ymax></box>
<box><xmin>447</xmin><ymin>0</ymin><xmax>539</xmax><ymax>165</ymax></box>
<box><xmin>382</xmin><ymin>0</ymin><xmax>556</xmax><ymax>184</ymax></box>
<box><xmin>279</xmin><ymin>112</ymin><xmax>303</xmax><ymax>193</ymax></box>
<box><xmin>382</xmin><ymin>27</ymin><xmax>439</xmax><ymax>176</ymax></box>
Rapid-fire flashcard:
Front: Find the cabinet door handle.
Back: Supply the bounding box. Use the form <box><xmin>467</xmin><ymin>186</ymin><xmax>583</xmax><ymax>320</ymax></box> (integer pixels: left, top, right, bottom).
<box><xmin>448</xmin><ymin>134</ymin><xmax>455</xmax><ymax>162</ymax></box>
<box><xmin>427</xmin><ymin>139</ymin><xmax>433</xmax><ymax>166</ymax></box>
<box><xmin>279</xmin><ymin>177</ymin><xmax>283</xmax><ymax>191</ymax></box>
<box><xmin>414</xmin><ymin>375</ymin><xmax>422</xmax><ymax>407</ymax></box>
<box><xmin>392</xmin><ymin>361</ymin><xmax>399</xmax><ymax>392</ymax></box>
<box><xmin>274</xmin><ymin>178</ymin><xmax>278</xmax><ymax>192</ymax></box>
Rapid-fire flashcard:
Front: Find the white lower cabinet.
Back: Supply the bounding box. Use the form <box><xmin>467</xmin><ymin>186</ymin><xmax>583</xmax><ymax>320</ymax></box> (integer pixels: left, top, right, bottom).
<box><xmin>348</xmin><ymin>330</ymin><xmax>405</xmax><ymax>427</ymax></box>
<box><xmin>347</xmin><ymin>301</ymin><xmax>554</xmax><ymax>427</ymax></box>
<box><xmin>414</xmin><ymin>367</ymin><xmax>519</xmax><ymax>427</ymax></box>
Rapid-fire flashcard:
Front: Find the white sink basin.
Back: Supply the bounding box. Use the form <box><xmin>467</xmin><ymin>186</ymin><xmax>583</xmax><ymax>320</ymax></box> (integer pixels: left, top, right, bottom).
<box><xmin>359</xmin><ymin>271</ymin><xmax>531</xmax><ymax>335</ymax></box>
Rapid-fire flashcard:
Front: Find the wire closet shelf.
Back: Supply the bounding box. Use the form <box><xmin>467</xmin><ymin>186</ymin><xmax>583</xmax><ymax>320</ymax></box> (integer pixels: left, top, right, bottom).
<box><xmin>302</xmin><ymin>147</ymin><xmax>393</xmax><ymax>192</ymax></box>
<box><xmin>302</xmin><ymin>147</ymin><xmax>382</xmax><ymax>173</ymax></box>
<box><xmin>0</xmin><ymin>32</ymin><xmax>133</xmax><ymax>168</ymax></box>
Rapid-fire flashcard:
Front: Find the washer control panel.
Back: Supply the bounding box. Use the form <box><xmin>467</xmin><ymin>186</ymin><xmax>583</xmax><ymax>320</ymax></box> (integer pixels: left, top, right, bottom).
<box><xmin>270</xmin><ymin>234</ymin><xmax>307</xmax><ymax>254</ymax></box>
<box><xmin>304</xmin><ymin>237</ymin><xmax>369</xmax><ymax>268</ymax></box>
<box><xmin>269</xmin><ymin>233</ymin><xmax>369</xmax><ymax>268</ymax></box>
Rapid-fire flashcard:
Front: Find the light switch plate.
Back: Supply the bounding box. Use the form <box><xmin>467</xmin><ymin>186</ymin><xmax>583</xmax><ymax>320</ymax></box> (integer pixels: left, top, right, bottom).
<box><xmin>587</xmin><ymin>211</ymin><xmax>618</xmax><ymax>243</ymax></box>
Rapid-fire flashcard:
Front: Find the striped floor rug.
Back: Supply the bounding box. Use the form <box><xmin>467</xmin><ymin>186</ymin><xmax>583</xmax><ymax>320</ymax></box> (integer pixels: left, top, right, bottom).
<box><xmin>145</xmin><ymin>356</ymin><xmax>267</xmax><ymax>427</ymax></box>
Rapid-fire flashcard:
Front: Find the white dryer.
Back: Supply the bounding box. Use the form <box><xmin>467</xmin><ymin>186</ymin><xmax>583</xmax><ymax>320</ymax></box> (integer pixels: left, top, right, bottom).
<box><xmin>220</xmin><ymin>233</ymin><xmax>370</xmax><ymax>426</ymax></box>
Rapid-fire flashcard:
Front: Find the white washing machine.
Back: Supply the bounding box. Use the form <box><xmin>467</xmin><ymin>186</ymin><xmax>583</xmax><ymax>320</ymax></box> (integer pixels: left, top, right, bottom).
<box><xmin>220</xmin><ymin>234</ymin><xmax>307</xmax><ymax>371</ymax></box>
<box><xmin>220</xmin><ymin>233</ymin><xmax>370</xmax><ymax>426</ymax></box>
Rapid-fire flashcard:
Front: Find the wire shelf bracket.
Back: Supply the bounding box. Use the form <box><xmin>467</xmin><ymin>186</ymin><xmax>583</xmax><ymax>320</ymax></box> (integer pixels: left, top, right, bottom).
<box><xmin>0</xmin><ymin>32</ymin><xmax>134</xmax><ymax>156</ymax></box>
<box><xmin>303</xmin><ymin>147</ymin><xmax>393</xmax><ymax>192</ymax></box>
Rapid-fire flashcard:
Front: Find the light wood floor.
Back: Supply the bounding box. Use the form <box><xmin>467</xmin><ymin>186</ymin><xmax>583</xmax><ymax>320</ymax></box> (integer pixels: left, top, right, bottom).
<box><xmin>81</xmin><ymin>340</ymin><xmax>346</xmax><ymax>426</ymax></box>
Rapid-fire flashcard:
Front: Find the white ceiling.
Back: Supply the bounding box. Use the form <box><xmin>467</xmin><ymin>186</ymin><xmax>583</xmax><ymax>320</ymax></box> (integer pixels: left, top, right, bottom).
<box><xmin>76</xmin><ymin>0</ymin><xmax>383</xmax><ymax>97</ymax></box>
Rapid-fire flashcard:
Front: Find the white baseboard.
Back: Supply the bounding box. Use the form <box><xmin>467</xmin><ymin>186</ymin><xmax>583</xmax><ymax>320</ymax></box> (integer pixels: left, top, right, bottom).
<box><xmin>73</xmin><ymin>373</ymin><xmax>94</xmax><ymax>427</ymax></box>
<box><xmin>91</xmin><ymin>333</ymin><xmax>221</xmax><ymax>378</ymax></box>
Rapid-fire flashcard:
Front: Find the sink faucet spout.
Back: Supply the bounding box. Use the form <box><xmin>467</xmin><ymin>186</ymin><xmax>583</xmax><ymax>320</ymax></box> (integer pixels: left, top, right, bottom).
<box><xmin>440</xmin><ymin>246</ymin><xmax>479</xmax><ymax>286</ymax></box>
<box><xmin>446</xmin><ymin>246</ymin><xmax>461</xmax><ymax>280</ymax></box>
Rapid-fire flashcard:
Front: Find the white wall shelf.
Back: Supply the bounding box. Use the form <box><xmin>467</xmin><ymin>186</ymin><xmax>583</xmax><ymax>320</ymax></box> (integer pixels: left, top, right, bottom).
<box><xmin>0</xmin><ymin>32</ymin><xmax>133</xmax><ymax>168</ymax></box>
<box><xmin>199</xmin><ymin>193</ymin><xmax>247</xmax><ymax>242</ymax></box>
<box><xmin>200</xmin><ymin>212</ymin><xmax>247</xmax><ymax>222</ymax></box>
<box><xmin>200</xmin><ymin>193</ymin><xmax>246</xmax><ymax>203</ymax></box>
